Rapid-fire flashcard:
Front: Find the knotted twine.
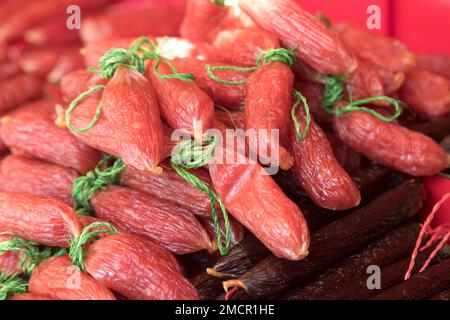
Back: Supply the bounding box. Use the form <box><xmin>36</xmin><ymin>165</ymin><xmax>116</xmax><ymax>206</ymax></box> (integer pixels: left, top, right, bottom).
<box><xmin>0</xmin><ymin>234</ymin><xmax>65</xmax><ymax>300</ymax></box>
<box><xmin>323</xmin><ymin>74</ymin><xmax>403</xmax><ymax>122</ymax></box>
<box><xmin>206</xmin><ymin>47</ymin><xmax>312</xmax><ymax>141</ymax></box>
<box><xmin>171</xmin><ymin>135</ymin><xmax>232</xmax><ymax>256</ymax></box>
<box><xmin>72</xmin><ymin>155</ymin><xmax>125</xmax><ymax>215</ymax></box>
<box><xmin>0</xmin><ymin>234</ymin><xmax>52</xmax><ymax>276</ymax></box>
<box><xmin>0</xmin><ymin>272</ymin><xmax>28</xmax><ymax>300</ymax></box>
<box><xmin>69</xmin><ymin>222</ymin><xmax>118</xmax><ymax>271</ymax></box>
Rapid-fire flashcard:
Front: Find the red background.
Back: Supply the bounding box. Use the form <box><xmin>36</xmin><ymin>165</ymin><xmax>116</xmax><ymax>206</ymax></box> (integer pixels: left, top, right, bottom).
<box><xmin>296</xmin><ymin>0</ymin><xmax>450</xmax><ymax>55</ymax></box>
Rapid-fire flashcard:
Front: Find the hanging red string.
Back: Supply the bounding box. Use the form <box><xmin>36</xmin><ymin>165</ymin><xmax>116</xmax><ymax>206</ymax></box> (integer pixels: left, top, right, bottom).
<box><xmin>404</xmin><ymin>193</ymin><xmax>450</xmax><ymax>280</ymax></box>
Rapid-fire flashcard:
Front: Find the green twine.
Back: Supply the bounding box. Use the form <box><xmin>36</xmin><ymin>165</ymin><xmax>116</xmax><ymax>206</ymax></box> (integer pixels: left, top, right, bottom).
<box><xmin>0</xmin><ymin>234</ymin><xmax>52</xmax><ymax>276</ymax></box>
<box><xmin>171</xmin><ymin>136</ymin><xmax>219</xmax><ymax>169</ymax></box>
<box><xmin>132</xmin><ymin>36</ymin><xmax>195</xmax><ymax>82</ymax></box>
<box><xmin>89</xmin><ymin>48</ymin><xmax>146</xmax><ymax>79</ymax></box>
<box><xmin>69</xmin><ymin>222</ymin><xmax>118</xmax><ymax>271</ymax></box>
<box><xmin>206</xmin><ymin>65</ymin><xmax>255</xmax><ymax>85</ymax></box>
<box><xmin>171</xmin><ymin>162</ymin><xmax>231</xmax><ymax>255</ymax></box>
<box><xmin>324</xmin><ymin>96</ymin><xmax>403</xmax><ymax>122</ymax></box>
<box><xmin>206</xmin><ymin>47</ymin><xmax>297</xmax><ymax>85</ymax></box>
<box><xmin>291</xmin><ymin>90</ymin><xmax>311</xmax><ymax>141</ymax></box>
<box><xmin>170</xmin><ymin>135</ymin><xmax>231</xmax><ymax>255</ymax></box>
<box><xmin>72</xmin><ymin>155</ymin><xmax>126</xmax><ymax>214</ymax></box>
<box><xmin>0</xmin><ymin>272</ymin><xmax>28</xmax><ymax>300</ymax></box>
<box><xmin>210</xmin><ymin>0</ymin><xmax>229</xmax><ymax>6</ymax></box>
<box><xmin>324</xmin><ymin>75</ymin><xmax>346</xmax><ymax>107</ymax></box>
<box><xmin>322</xmin><ymin>75</ymin><xmax>403</xmax><ymax>122</ymax></box>
<box><xmin>65</xmin><ymin>85</ymin><xmax>105</xmax><ymax>134</ymax></box>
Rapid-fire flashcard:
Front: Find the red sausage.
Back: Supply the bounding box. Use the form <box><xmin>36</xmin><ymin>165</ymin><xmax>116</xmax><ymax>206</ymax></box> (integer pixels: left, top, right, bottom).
<box><xmin>80</xmin><ymin>4</ymin><xmax>185</xmax><ymax>43</ymax></box>
<box><xmin>0</xmin><ymin>74</ymin><xmax>43</xmax><ymax>113</ymax></box>
<box><xmin>84</xmin><ymin>233</ymin><xmax>199</xmax><ymax>300</ymax></box>
<box><xmin>120</xmin><ymin>161</ymin><xmax>214</xmax><ymax>218</ymax></box>
<box><xmin>0</xmin><ymin>100</ymin><xmax>102</xmax><ymax>174</ymax></box>
<box><xmin>0</xmin><ymin>0</ymin><xmax>110</xmax><ymax>42</ymax></box>
<box><xmin>102</xmin><ymin>66</ymin><xmax>165</xmax><ymax>174</ymax></box>
<box><xmin>24</xmin><ymin>16</ymin><xmax>80</xmax><ymax>46</ymax></box>
<box><xmin>416</xmin><ymin>54</ymin><xmax>450</xmax><ymax>80</ymax></box>
<box><xmin>244</xmin><ymin>61</ymin><xmax>294</xmax><ymax>170</ymax></box>
<box><xmin>335</xmin><ymin>110</ymin><xmax>450</xmax><ymax>177</ymax></box>
<box><xmin>146</xmin><ymin>60</ymin><xmax>215</xmax><ymax>139</ymax></box>
<box><xmin>293</xmin><ymin>81</ymin><xmax>331</xmax><ymax>123</ymax></box>
<box><xmin>79</xmin><ymin>216</ymin><xmax>183</xmax><ymax>275</ymax></box>
<box><xmin>180</xmin><ymin>0</ymin><xmax>228</xmax><ymax>42</ymax></box>
<box><xmin>238</xmin><ymin>0</ymin><xmax>357</xmax><ymax>75</ymax></box>
<box><xmin>347</xmin><ymin>59</ymin><xmax>385</xmax><ymax>102</ymax></box>
<box><xmin>289</xmin><ymin>111</ymin><xmax>361</xmax><ymax>210</ymax></box>
<box><xmin>400</xmin><ymin>68</ymin><xmax>450</xmax><ymax>118</ymax></box>
<box><xmin>64</xmin><ymin>99</ymin><xmax>176</xmax><ymax>163</ymax></box>
<box><xmin>212</xmin><ymin>28</ymin><xmax>280</xmax><ymax>67</ymax></box>
<box><xmin>209</xmin><ymin>147</ymin><xmax>310</xmax><ymax>260</ymax></box>
<box><xmin>63</xmin><ymin>98</ymin><xmax>119</xmax><ymax>157</ymax></box>
<box><xmin>19</xmin><ymin>46</ymin><xmax>80</xmax><ymax>77</ymax></box>
<box><xmin>91</xmin><ymin>185</ymin><xmax>213</xmax><ymax>254</ymax></box>
<box><xmin>47</xmin><ymin>51</ymin><xmax>85</xmax><ymax>84</ymax></box>
<box><xmin>29</xmin><ymin>255</ymin><xmax>116</xmax><ymax>300</ymax></box>
<box><xmin>0</xmin><ymin>155</ymin><xmax>79</xmax><ymax>206</ymax></box>
<box><xmin>60</xmin><ymin>70</ymin><xmax>107</xmax><ymax>103</ymax></box>
<box><xmin>0</xmin><ymin>192</ymin><xmax>82</xmax><ymax>247</ymax></box>
<box><xmin>332</xmin><ymin>23</ymin><xmax>415</xmax><ymax>94</ymax></box>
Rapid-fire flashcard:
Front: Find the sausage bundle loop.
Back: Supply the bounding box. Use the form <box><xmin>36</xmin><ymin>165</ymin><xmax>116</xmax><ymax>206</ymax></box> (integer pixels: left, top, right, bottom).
<box><xmin>69</xmin><ymin>222</ymin><xmax>118</xmax><ymax>272</ymax></box>
<box><xmin>0</xmin><ymin>235</ymin><xmax>52</xmax><ymax>276</ymax></box>
<box><xmin>206</xmin><ymin>47</ymin><xmax>296</xmax><ymax>86</ymax></box>
<box><xmin>0</xmin><ymin>272</ymin><xmax>28</xmax><ymax>300</ymax></box>
<box><xmin>72</xmin><ymin>156</ymin><xmax>125</xmax><ymax>214</ymax></box>
<box><xmin>171</xmin><ymin>136</ymin><xmax>231</xmax><ymax>256</ymax></box>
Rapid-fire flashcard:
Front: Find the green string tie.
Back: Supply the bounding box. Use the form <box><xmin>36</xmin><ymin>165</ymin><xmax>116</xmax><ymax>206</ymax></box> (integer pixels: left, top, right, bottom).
<box><xmin>210</xmin><ymin>0</ymin><xmax>229</xmax><ymax>6</ymax></box>
<box><xmin>324</xmin><ymin>75</ymin><xmax>346</xmax><ymax>107</ymax></box>
<box><xmin>72</xmin><ymin>155</ymin><xmax>126</xmax><ymax>214</ymax></box>
<box><xmin>0</xmin><ymin>234</ymin><xmax>52</xmax><ymax>276</ymax></box>
<box><xmin>69</xmin><ymin>222</ymin><xmax>118</xmax><ymax>271</ymax></box>
<box><xmin>65</xmin><ymin>85</ymin><xmax>105</xmax><ymax>134</ymax></box>
<box><xmin>206</xmin><ymin>47</ymin><xmax>297</xmax><ymax>86</ymax></box>
<box><xmin>0</xmin><ymin>272</ymin><xmax>28</xmax><ymax>300</ymax></box>
<box><xmin>132</xmin><ymin>36</ymin><xmax>195</xmax><ymax>82</ymax></box>
<box><xmin>325</xmin><ymin>96</ymin><xmax>403</xmax><ymax>122</ymax></box>
<box><xmin>171</xmin><ymin>136</ymin><xmax>231</xmax><ymax>255</ymax></box>
<box><xmin>323</xmin><ymin>74</ymin><xmax>403</xmax><ymax>122</ymax></box>
<box><xmin>291</xmin><ymin>90</ymin><xmax>311</xmax><ymax>141</ymax></box>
